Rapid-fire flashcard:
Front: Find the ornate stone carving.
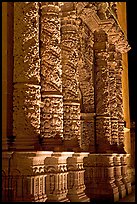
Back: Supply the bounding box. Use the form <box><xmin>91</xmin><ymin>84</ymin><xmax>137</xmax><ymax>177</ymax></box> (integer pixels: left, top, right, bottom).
<box><xmin>45</xmin><ymin>152</ymin><xmax>72</xmax><ymax>202</ymax></box>
<box><xmin>113</xmin><ymin>155</ymin><xmax>126</xmax><ymax>198</ymax></box>
<box><xmin>40</xmin><ymin>3</ymin><xmax>64</xmax><ymax>147</ymax></box>
<box><xmin>40</xmin><ymin>95</ymin><xmax>63</xmax><ymax>139</ymax></box>
<box><xmin>40</xmin><ymin>3</ymin><xmax>62</xmax><ymax>93</ymax></box>
<box><xmin>120</xmin><ymin>154</ymin><xmax>132</xmax><ymax>194</ymax></box>
<box><xmin>81</xmin><ymin>113</ymin><xmax>95</xmax><ymax>152</ymax></box>
<box><xmin>78</xmin><ymin>22</ymin><xmax>94</xmax><ymax>113</ymax></box>
<box><xmin>67</xmin><ymin>153</ymin><xmax>90</xmax><ymax>202</ymax></box>
<box><xmin>13</xmin><ymin>3</ymin><xmax>41</xmax><ymax>150</ymax></box>
<box><xmin>63</xmin><ymin>102</ymin><xmax>81</xmax><ymax>143</ymax></box>
<box><xmin>14</xmin><ymin>2</ymin><xmax>40</xmax><ymax>83</ymax></box>
<box><xmin>13</xmin><ymin>83</ymin><xmax>41</xmax><ymax>150</ymax></box>
<box><xmin>61</xmin><ymin>6</ymin><xmax>81</xmax><ymax>147</ymax></box>
<box><xmin>84</xmin><ymin>154</ymin><xmax>119</xmax><ymax>202</ymax></box>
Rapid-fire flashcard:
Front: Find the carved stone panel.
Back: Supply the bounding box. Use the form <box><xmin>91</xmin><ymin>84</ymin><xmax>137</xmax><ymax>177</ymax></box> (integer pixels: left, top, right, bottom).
<box><xmin>40</xmin><ymin>95</ymin><xmax>63</xmax><ymax>139</ymax></box>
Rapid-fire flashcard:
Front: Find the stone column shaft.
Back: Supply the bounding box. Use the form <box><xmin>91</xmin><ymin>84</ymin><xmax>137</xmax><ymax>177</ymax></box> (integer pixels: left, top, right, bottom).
<box><xmin>40</xmin><ymin>2</ymin><xmax>63</xmax><ymax>150</ymax></box>
<box><xmin>108</xmin><ymin>44</ymin><xmax>119</xmax><ymax>146</ymax></box>
<box><xmin>61</xmin><ymin>5</ymin><xmax>81</xmax><ymax>150</ymax></box>
<box><xmin>94</xmin><ymin>30</ymin><xmax>112</xmax><ymax>153</ymax></box>
<box><xmin>115</xmin><ymin>52</ymin><xmax>125</xmax><ymax>152</ymax></box>
<box><xmin>78</xmin><ymin>22</ymin><xmax>95</xmax><ymax>152</ymax></box>
<box><xmin>13</xmin><ymin>2</ymin><xmax>41</xmax><ymax>150</ymax></box>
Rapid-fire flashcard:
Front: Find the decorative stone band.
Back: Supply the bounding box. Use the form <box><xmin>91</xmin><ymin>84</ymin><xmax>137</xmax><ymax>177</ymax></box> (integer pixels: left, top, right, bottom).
<box><xmin>78</xmin><ymin>4</ymin><xmax>131</xmax><ymax>54</ymax></box>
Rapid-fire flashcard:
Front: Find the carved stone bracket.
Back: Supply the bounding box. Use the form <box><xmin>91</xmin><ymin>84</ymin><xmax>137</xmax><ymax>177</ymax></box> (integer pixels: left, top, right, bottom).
<box><xmin>77</xmin><ymin>2</ymin><xmax>130</xmax><ymax>54</ymax></box>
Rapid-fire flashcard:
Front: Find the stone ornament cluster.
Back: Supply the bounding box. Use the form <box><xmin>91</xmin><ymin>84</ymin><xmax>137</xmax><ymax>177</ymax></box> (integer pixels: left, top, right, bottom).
<box><xmin>2</xmin><ymin>152</ymin><xmax>131</xmax><ymax>202</ymax></box>
<box><xmin>12</xmin><ymin>2</ymin><xmax>130</xmax><ymax>153</ymax></box>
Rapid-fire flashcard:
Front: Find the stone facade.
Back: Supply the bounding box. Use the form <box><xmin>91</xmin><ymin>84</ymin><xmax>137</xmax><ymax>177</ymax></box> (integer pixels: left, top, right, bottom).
<box><xmin>2</xmin><ymin>2</ymin><xmax>133</xmax><ymax>202</ymax></box>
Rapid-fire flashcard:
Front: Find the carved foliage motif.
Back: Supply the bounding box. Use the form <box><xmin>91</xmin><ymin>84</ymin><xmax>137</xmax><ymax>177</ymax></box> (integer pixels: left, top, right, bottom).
<box><xmin>41</xmin><ymin>96</ymin><xmax>63</xmax><ymax>138</ymax></box>
<box><xmin>13</xmin><ymin>84</ymin><xmax>41</xmax><ymax>139</ymax></box>
<box><xmin>78</xmin><ymin>22</ymin><xmax>94</xmax><ymax>113</ymax></box>
<box><xmin>94</xmin><ymin>30</ymin><xmax>111</xmax><ymax>116</ymax></box>
<box><xmin>61</xmin><ymin>14</ymin><xmax>80</xmax><ymax>100</ymax></box>
<box><xmin>14</xmin><ymin>2</ymin><xmax>40</xmax><ymax>83</ymax></box>
<box><xmin>96</xmin><ymin>117</ymin><xmax>111</xmax><ymax>144</ymax></box>
<box><xmin>40</xmin><ymin>3</ymin><xmax>62</xmax><ymax>93</ymax></box>
<box><xmin>63</xmin><ymin>103</ymin><xmax>81</xmax><ymax>140</ymax></box>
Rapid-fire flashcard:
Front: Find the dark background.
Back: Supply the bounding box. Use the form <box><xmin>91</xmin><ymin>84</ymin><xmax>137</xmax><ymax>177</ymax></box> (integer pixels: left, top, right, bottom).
<box><xmin>126</xmin><ymin>1</ymin><xmax>137</xmax><ymax>121</ymax></box>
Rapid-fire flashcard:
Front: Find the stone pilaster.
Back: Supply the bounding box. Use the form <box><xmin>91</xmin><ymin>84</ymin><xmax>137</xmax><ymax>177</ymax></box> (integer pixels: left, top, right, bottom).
<box><xmin>115</xmin><ymin>52</ymin><xmax>125</xmax><ymax>153</ymax></box>
<box><xmin>40</xmin><ymin>2</ymin><xmax>64</xmax><ymax>150</ymax></box>
<box><xmin>13</xmin><ymin>3</ymin><xmax>41</xmax><ymax>150</ymax></box>
<box><xmin>120</xmin><ymin>154</ymin><xmax>132</xmax><ymax>194</ymax></box>
<box><xmin>107</xmin><ymin>43</ymin><xmax>119</xmax><ymax>151</ymax></box>
<box><xmin>45</xmin><ymin>152</ymin><xmax>73</xmax><ymax>202</ymax></box>
<box><xmin>84</xmin><ymin>154</ymin><xmax>119</xmax><ymax>202</ymax></box>
<box><xmin>113</xmin><ymin>154</ymin><xmax>126</xmax><ymax>198</ymax></box>
<box><xmin>78</xmin><ymin>21</ymin><xmax>95</xmax><ymax>152</ymax></box>
<box><xmin>61</xmin><ymin>3</ymin><xmax>81</xmax><ymax>150</ymax></box>
<box><xmin>67</xmin><ymin>153</ymin><xmax>90</xmax><ymax>202</ymax></box>
<box><xmin>94</xmin><ymin>30</ymin><xmax>112</xmax><ymax>153</ymax></box>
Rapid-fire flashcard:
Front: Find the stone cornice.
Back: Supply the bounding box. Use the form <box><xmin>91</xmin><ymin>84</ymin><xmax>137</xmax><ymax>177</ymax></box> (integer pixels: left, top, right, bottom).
<box><xmin>76</xmin><ymin>2</ymin><xmax>131</xmax><ymax>53</ymax></box>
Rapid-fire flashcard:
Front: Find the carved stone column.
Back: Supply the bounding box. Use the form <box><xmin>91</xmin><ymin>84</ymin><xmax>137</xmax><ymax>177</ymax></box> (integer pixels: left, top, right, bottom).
<box><xmin>45</xmin><ymin>152</ymin><xmax>73</xmax><ymax>202</ymax></box>
<box><xmin>120</xmin><ymin>154</ymin><xmax>132</xmax><ymax>194</ymax></box>
<box><xmin>107</xmin><ymin>44</ymin><xmax>119</xmax><ymax>150</ymax></box>
<box><xmin>67</xmin><ymin>153</ymin><xmax>90</xmax><ymax>202</ymax></box>
<box><xmin>61</xmin><ymin>3</ymin><xmax>81</xmax><ymax>150</ymax></box>
<box><xmin>13</xmin><ymin>3</ymin><xmax>41</xmax><ymax>150</ymax></box>
<box><xmin>115</xmin><ymin>52</ymin><xmax>125</xmax><ymax>153</ymax></box>
<box><xmin>84</xmin><ymin>154</ymin><xmax>119</xmax><ymax>202</ymax></box>
<box><xmin>40</xmin><ymin>2</ymin><xmax>64</xmax><ymax>150</ymax></box>
<box><xmin>78</xmin><ymin>21</ymin><xmax>95</xmax><ymax>152</ymax></box>
<box><xmin>94</xmin><ymin>30</ymin><xmax>112</xmax><ymax>153</ymax></box>
<box><xmin>113</xmin><ymin>154</ymin><xmax>126</xmax><ymax>198</ymax></box>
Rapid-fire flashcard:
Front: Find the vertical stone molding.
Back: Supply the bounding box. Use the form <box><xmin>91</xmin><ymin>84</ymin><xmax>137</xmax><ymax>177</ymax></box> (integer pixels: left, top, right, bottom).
<box><xmin>13</xmin><ymin>3</ymin><xmax>41</xmax><ymax>150</ymax></box>
<box><xmin>84</xmin><ymin>154</ymin><xmax>119</xmax><ymax>202</ymax></box>
<box><xmin>94</xmin><ymin>30</ymin><xmax>112</xmax><ymax>153</ymax></box>
<box><xmin>113</xmin><ymin>154</ymin><xmax>126</xmax><ymax>198</ymax></box>
<box><xmin>107</xmin><ymin>44</ymin><xmax>119</xmax><ymax>147</ymax></box>
<box><xmin>78</xmin><ymin>21</ymin><xmax>95</xmax><ymax>152</ymax></box>
<box><xmin>120</xmin><ymin>154</ymin><xmax>132</xmax><ymax>194</ymax></box>
<box><xmin>40</xmin><ymin>3</ymin><xmax>64</xmax><ymax>149</ymax></box>
<box><xmin>45</xmin><ymin>152</ymin><xmax>73</xmax><ymax>202</ymax></box>
<box><xmin>61</xmin><ymin>3</ymin><xmax>81</xmax><ymax>149</ymax></box>
<box><xmin>115</xmin><ymin>52</ymin><xmax>125</xmax><ymax>152</ymax></box>
<box><xmin>67</xmin><ymin>153</ymin><xmax>90</xmax><ymax>202</ymax></box>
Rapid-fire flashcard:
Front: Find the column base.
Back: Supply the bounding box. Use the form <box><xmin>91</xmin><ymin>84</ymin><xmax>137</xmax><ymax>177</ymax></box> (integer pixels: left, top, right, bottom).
<box><xmin>67</xmin><ymin>190</ymin><xmax>90</xmax><ymax>202</ymax></box>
